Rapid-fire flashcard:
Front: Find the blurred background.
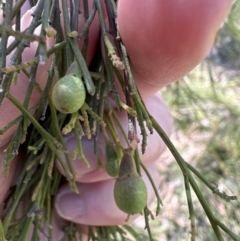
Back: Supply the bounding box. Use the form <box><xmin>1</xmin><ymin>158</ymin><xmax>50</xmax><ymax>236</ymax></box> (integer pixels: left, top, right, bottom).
<box><xmin>133</xmin><ymin>1</ymin><xmax>240</xmax><ymax>240</ymax></box>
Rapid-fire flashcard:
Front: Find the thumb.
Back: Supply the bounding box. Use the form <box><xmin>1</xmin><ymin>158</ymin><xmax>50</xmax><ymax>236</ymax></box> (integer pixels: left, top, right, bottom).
<box><xmin>117</xmin><ymin>0</ymin><xmax>233</xmax><ymax>98</ymax></box>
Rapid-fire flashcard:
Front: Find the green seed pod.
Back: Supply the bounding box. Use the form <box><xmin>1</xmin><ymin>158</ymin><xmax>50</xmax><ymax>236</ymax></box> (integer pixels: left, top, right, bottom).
<box><xmin>113</xmin><ymin>152</ymin><xmax>148</xmax><ymax>215</ymax></box>
<box><xmin>52</xmin><ymin>75</ymin><xmax>86</xmax><ymax>114</ymax></box>
<box><xmin>105</xmin><ymin>141</ymin><xmax>119</xmax><ymax>177</ymax></box>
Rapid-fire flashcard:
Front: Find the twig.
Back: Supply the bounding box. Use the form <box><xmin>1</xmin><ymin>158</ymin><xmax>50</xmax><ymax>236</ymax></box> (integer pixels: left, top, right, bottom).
<box><xmin>2</xmin><ymin>41</ymin><xmax>66</xmax><ymax>74</ymax></box>
<box><xmin>151</xmin><ymin>117</ymin><xmax>240</xmax><ymax>241</ymax></box>
<box><xmin>0</xmin><ymin>25</ymin><xmax>46</xmax><ymax>43</ymax></box>
<box><xmin>0</xmin><ymin>0</ymin><xmax>13</xmax><ymax>82</ymax></box>
<box><xmin>6</xmin><ymin>94</ymin><xmax>78</xmax><ymax>193</ymax></box>
<box><xmin>68</xmin><ymin>38</ymin><xmax>95</xmax><ymax>95</ymax></box>
<box><xmin>185</xmin><ymin>161</ymin><xmax>237</xmax><ymax>201</ymax></box>
<box><xmin>143</xmin><ymin>207</ymin><xmax>155</xmax><ymax>241</ymax></box>
<box><xmin>184</xmin><ymin>173</ymin><xmax>196</xmax><ymax>241</ymax></box>
<box><xmin>61</xmin><ymin>0</ymin><xmax>74</xmax><ymax>67</ymax></box>
<box><xmin>79</xmin><ymin>3</ymin><xmax>96</xmax><ymax>39</ymax></box>
<box><xmin>140</xmin><ymin>162</ymin><xmax>163</xmax><ymax>216</ymax></box>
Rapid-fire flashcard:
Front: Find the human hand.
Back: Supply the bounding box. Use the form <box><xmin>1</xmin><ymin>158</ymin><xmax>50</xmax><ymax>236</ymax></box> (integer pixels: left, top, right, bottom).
<box><xmin>0</xmin><ymin>0</ymin><xmax>232</xmax><ymax>239</ymax></box>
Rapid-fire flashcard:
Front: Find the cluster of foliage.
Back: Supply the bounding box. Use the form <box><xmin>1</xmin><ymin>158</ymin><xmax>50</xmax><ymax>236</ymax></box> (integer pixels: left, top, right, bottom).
<box><xmin>0</xmin><ymin>1</ymin><xmax>239</xmax><ymax>241</ymax></box>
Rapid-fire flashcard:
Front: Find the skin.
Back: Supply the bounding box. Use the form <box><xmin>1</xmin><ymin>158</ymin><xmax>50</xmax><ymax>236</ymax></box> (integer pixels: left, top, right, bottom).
<box><xmin>0</xmin><ymin>0</ymin><xmax>232</xmax><ymax>239</ymax></box>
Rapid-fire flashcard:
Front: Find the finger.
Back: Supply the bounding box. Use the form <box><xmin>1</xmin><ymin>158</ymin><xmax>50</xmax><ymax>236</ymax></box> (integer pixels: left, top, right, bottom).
<box><xmin>56</xmin><ymin>93</ymin><xmax>173</xmax><ymax>183</ymax></box>
<box><xmin>0</xmin><ymin>1</ymin><xmax>100</xmax><ymax>148</ymax></box>
<box><xmin>55</xmin><ymin>163</ymin><xmax>160</xmax><ymax>225</ymax></box>
<box><xmin>117</xmin><ymin>0</ymin><xmax>233</xmax><ymax>98</ymax></box>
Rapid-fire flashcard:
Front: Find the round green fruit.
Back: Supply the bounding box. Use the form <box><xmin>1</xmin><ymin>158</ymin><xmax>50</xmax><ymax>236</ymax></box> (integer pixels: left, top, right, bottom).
<box><xmin>52</xmin><ymin>75</ymin><xmax>86</xmax><ymax>114</ymax></box>
<box><xmin>105</xmin><ymin>141</ymin><xmax>119</xmax><ymax>177</ymax></box>
<box><xmin>114</xmin><ymin>175</ymin><xmax>148</xmax><ymax>215</ymax></box>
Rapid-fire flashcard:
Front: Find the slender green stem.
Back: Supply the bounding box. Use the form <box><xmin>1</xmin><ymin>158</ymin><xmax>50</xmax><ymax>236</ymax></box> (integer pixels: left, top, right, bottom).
<box><xmin>47</xmin><ymin>152</ymin><xmax>55</xmax><ymax>178</ymax></box>
<box><xmin>74</xmin><ymin>121</ymin><xmax>90</xmax><ymax>168</ymax></box>
<box><xmin>41</xmin><ymin>0</ymin><xmax>51</xmax><ymax>33</ymax></box>
<box><xmin>185</xmin><ymin>161</ymin><xmax>237</xmax><ymax>201</ymax></box>
<box><xmin>7</xmin><ymin>94</ymin><xmax>78</xmax><ymax>193</ymax></box>
<box><xmin>80</xmin><ymin>0</ymin><xmax>90</xmax><ymax>58</ymax></box>
<box><xmin>47</xmin><ymin>96</ymin><xmax>78</xmax><ymax>193</ymax></box>
<box><xmin>140</xmin><ymin>162</ymin><xmax>163</xmax><ymax>215</ymax></box>
<box><xmin>79</xmin><ymin>3</ymin><xmax>96</xmax><ymax>38</ymax></box>
<box><xmin>143</xmin><ymin>207</ymin><xmax>155</xmax><ymax>241</ymax></box>
<box><xmin>12</xmin><ymin>0</ymin><xmax>27</xmax><ymax>20</ymax></box>
<box><xmin>135</xmin><ymin>102</ymin><xmax>148</xmax><ymax>153</ymax></box>
<box><xmin>0</xmin><ymin>0</ymin><xmax>13</xmax><ymax>82</ymax></box>
<box><xmin>0</xmin><ymin>104</ymin><xmax>40</xmax><ymax>134</ymax></box>
<box><xmin>31</xmin><ymin>158</ymin><xmax>49</xmax><ymax>202</ymax></box>
<box><xmin>3</xmin><ymin>167</ymin><xmax>35</xmax><ymax>233</ymax></box>
<box><xmin>120</xmin><ymin>42</ymin><xmax>153</xmax><ymax>132</ymax></box>
<box><xmin>103</xmin><ymin>101</ymin><xmax>123</xmax><ymax>150</ymax></box>
<box><xmin>104</xmin><ymin>45</ymin><xmax>122</xmax><ymax>109</ymax></box>
<box><xmin>95</xmin><ymin>0</ymin><xmax>124</xmax><ymax>71</ymax></box>
<box><xmin>31</xmin><ymin>219</ymin><xmax>40</xmax><ymax>241</ymax></box>
<box><xmin>12</xmin><ymin>0</ymin><xmax>44</xmax><ymax>65</ymax></box>
<box><xmin>7</xmin><ymin>94</ymin><xmax>56</xmax><ymax>145</ymax></box>
<box><xmin>6</xmin><ymin>38</ymin><xmax>21</xmax><ymax>55</ymax></box>
<box><xmin>47</xmin><ymin>41</ymin><xmax>66</xmax><ymax>57</ymax></box>
<box><xmin>48</xmin><ymin>200</ymin><xmax>54</xmax><ymax>241</ymax></box>
<box><xmin>0</xmin><ymin>220</ymin><xmax>7</xmax><ymax>241</ymax></box>
<box><xmin>62</xmin><ymin>112</ymin><xmax>78</xmax><ymax>135</ymax></box>
<box><xmin>151</xmin><ymin>117</ymin><xmax>240</xmax><ymax>241</ymax></box>
<box><xmin>68</xmin><ymin>38</ymin><xmax>95</xmax><ymax>95</ymax></box>
<box><xmin>81</xmin><ymin>103</ymin><xmax>91</xmax><ymax>139</ymax></box>
<box><xmin>112</xmin><ymin>108</ymin><xmax>129</xmax><ymax>146</ymax></box>
<box><xmin>103</xmin><ymin>117</ymin><xmax>119</xmax><ymax>146</ymax></box>
<box><xmin>16</xmin><ymin>217</ymin><xmax>33</xmax><ymax>241</ymax></box>
<box><xmin>216</xmin><ymin>220</ymin><xmax>240</xmax><ymax>240</ymax></box>
<box><xmin>61</xmin><ymin>0</ymin><xmax>74</xmax><ymax>67</ymax></box>
<box><xmin>119</xmin><ymin>101</ymin><xmax>137</xmax><ymax>117</ymax></box>
<box><xmin>184</xmin><ymin>174</ymin><xmax>196</xmax><ymax>241</ymax></box>
<box><xmin>123</xmin><ymin>225</ymin><xmax>144</xmax><ymax>241</ymax></box>
<box><xmin>94</xmin><ymin>0</ymin><xmax>106</xmax><ymax>35</ymax></box>
<box><xmin>2</xmin><ymin>41</ymin><xmax>66</xmax><ymax>74</ymax></box>
<box><xmin>84</xmin><ymin>102</ymin><xmax>106</xmax><ymax>127</ymax></box>
<box><xmin>0</xmin><ymin>25</ymin><xmax>46</xmax><ymax>43</ymax></box>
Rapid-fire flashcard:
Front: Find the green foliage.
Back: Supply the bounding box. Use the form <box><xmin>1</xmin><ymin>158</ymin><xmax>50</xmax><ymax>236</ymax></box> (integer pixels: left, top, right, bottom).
<box><xmin>0</xmin><ymin>1</ymin><xmax>240</xmax><ymax>241</ymax></box>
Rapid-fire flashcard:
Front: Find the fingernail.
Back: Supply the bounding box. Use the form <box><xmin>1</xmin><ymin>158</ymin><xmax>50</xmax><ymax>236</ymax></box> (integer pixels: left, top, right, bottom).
<box><xmin>56</xmin><ymin>191</ymin><xmax>85</xmax><ymax>221</ymax></box>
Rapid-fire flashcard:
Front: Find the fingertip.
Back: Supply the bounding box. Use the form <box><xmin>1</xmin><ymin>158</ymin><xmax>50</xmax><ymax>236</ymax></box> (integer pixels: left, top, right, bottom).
<box><xmin>117</xmin><ymin>0</ymin><xmax>233</xmax><ymax>96</ymax></box>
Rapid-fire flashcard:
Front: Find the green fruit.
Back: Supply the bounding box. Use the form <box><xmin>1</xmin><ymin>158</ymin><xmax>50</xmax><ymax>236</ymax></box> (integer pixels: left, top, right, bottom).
<box><xmin>105</xmin><ymin>141</ymin><xmax>119</xmax><ymax>177</ymax></box>
<box><xmin>113</xmin><ymin>152</ymin><xmax>148</xmax><ymax>215</ymax></box>
<box><xmin>52</xmin><ymin>75</ymin><xmax>86</xmax><ymax>114</ymax></box>
<box><xmin>114</xmin><ymin>175</ymin><xmax>148</xmax><ymax>215</ymax></box>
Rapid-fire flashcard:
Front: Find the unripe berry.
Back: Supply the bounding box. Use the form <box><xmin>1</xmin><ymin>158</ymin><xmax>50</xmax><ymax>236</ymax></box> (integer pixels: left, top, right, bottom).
<box><xmin>105</xmin><ymin>141</ymin><xmax>119</xmax><ymax>178</ymax></box>
<box><xmin>113</xmin><ymin>152</ymin><xmax>148</xmax><ymax>215</ymax></box>
<box><xmin>52</xmin><ymin>75</ymin><xmax>86</xmax><ymax>114</ymax></box>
